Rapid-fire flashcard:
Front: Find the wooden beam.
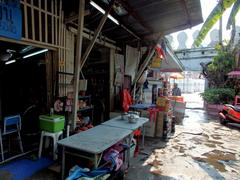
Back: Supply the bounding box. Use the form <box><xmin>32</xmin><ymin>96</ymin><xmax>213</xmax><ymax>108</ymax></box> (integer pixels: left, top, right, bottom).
<box><xmin>31</xmin><ymin>0</ymin><xmax>35</xmax><ymax>40</ymax></box>
<box><xmin>68</xmin><ymin>26</ymin><xmax>121</xmax><ymax>50</ymax></box>
<box><xmin>0</xmin><ymin>37</ymin><xmax>57</xmax><ymax>51</ymax></box>
<box><xmin>132</xmin><ymin>37</ymin><xmax>161</xmax><ymax>87</ymax></box>
<box><xmin>79</xmin><ymin>0</ymin><xmax>116</xmax><ymax>70</ymax></box>
<box><xmin>23</xmin><ymin>0</ymin><xmax>28</xmax><ymax>39</ymax></box>
<box><xmin>72</xmin><ymin>0</ymin><xmax>85</xmax><ymax>130</ymax></box>
<box><xmin>101</xmin><ymin>25</ymin><xmax>119</xmax><ymax>33</ymax></box>
<box><xmin>120</xmin><ymin>24</ymin><xmax>140</xmax><ymax>40</ymax></box>
<box><xmin>51</xmin><ymin>0</ymin><xmax>54</xmax><ymax>44</ymax></box>
<box><xmin>44</xmin><ymin>0</ymin><xmax>48</xmax><ymax>43</ymax></box>
<box><xmin>38</xmin><ymin>0</ymin><xmax>42</xmax><ymax>41</ymax></box>
<box><xmin>64</xmin><ymin>10</ymin><xmax>90</xmax><ymax>24</ymax></box>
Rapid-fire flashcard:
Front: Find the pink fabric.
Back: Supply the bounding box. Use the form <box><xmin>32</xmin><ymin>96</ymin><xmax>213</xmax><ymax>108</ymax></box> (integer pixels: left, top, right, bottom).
<box><xmin>228</xmin><ymin>71</ymin><xmax>240</xmax><ymax>77</ymax></box>
<box><xmin>103</xmin><ymin>142</ymin><xmax>124</xmax><ymax>171</ymax></box>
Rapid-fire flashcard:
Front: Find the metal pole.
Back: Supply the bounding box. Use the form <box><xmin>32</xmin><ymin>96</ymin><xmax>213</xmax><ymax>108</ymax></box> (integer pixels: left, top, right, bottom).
<box><xmin>80</xmin><ymin>0</ymin><xmax>116</xmax><ymax>70</ymax></box>
<box><xmin>72</xmin><ymin>0</ymin><xmax>85</xmax><ymax>130</ymax></box>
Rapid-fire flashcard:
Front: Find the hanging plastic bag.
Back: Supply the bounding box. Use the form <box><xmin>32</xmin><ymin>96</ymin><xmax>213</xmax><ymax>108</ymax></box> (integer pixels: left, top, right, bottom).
<box><xmin>79</xmin><ymin>71</ymin><xmax>88</xmax><ymax>91</ymax></box>
<box><xmin>122</xmin><ymin>89</ymin><xmax>132</xmax><ymax>112</ymax></box>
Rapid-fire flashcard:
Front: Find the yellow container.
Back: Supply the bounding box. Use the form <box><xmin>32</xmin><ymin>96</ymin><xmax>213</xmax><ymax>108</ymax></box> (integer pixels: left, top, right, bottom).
<box><xmin>156</xmin><ymin>97</ymin><xmax>170</xmax><ymax>112</ymax></box>
<box><xmin>150</xmin><ymin>57</ymin><xmax>162</xmax><ymax>68</ymax></box>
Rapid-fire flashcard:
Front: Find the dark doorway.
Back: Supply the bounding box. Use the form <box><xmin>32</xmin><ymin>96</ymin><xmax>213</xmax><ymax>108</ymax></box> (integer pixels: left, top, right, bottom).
<box><xmin>1</xmin><ymin>53</ymin><xmax>47</xmax><ymax>117</ymax></box>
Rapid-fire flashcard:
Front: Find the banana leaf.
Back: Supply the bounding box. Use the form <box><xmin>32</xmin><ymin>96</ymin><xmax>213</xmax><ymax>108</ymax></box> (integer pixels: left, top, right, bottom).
<box><xmin>193</xmin><ymin>0</ymin><xmax>236</xmax><ymax>47</ymax></box>
<box><xmin>226</xmin><ymin>0</ymin><xmax>240</xmax><ymax>29</ymax></box>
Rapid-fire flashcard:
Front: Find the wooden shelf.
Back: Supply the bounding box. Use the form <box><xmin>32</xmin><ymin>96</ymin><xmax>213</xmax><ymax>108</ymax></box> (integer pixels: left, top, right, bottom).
<box><xmin>78</xmin><ymin>106</ymin><xmax>94</xmax><ymax>112</ymax></box>
<box><xmin>79</xmin><ymin>96</ymin><xmax>91</xmax><ymax>100</ymax></box>
<box><xmin>86</xmin><ymin>61</ymin><xmax>108</xmax><ymax>66</ymax></box>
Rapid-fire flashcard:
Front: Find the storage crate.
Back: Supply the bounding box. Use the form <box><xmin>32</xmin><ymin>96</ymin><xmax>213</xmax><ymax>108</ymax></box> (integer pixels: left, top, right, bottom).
<box><xmin>39</xmin><ymin>115</ymin><xmax>65</xmax><ymax>132</ymax></box>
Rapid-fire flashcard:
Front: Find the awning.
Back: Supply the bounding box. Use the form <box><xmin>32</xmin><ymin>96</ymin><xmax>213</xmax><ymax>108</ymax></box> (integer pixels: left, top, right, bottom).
<box><xmin>63</xmin><ymin>0</ymin><xmax>203</xmax><ymax>45</ymax></box>
<box><xmin>159</xmin><ymin>41</ymin><xmax>184</xmax><ymax>72</ymax></box>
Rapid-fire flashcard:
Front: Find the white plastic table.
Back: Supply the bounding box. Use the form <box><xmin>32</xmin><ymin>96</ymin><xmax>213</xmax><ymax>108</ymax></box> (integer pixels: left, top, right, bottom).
<box><xmin>58</xmin><ymin>125</ymin><xmax>132</xmax><ymax>179</ymax></box>
<box><xmin>101</xmin><ymin>116</ymin><xmax>149</xmax><ymax>146</ymax></box>
<box><xmin>101</xmin><ymin>116</ymin><xmax>149</xmax><ymax>168</ymax></box>
<box><xmin>102</xmin><ymin>116</ymin><xmax>148</xmax><ymax>131</ymax></box>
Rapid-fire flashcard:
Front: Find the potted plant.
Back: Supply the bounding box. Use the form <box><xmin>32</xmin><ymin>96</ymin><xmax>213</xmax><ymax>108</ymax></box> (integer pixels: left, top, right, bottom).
<box><xmin>200</xmin><ymin>88</ymin><xmax>235</xmax><ymax>115</ymax></box>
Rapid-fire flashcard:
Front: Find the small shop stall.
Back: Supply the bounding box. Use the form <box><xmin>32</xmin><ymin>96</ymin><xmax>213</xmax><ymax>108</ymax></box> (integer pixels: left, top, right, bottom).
<box><xmin>128</xmin><ymin>41</ymin><xmax>185</xmax><ymax>139</ymax></box>
<box><xmin>168</xmin><ymin>72</ymin><xmax>186</xmax><ymax>122</ymax></box>
<box><xmin>131</xmin><ymin>77</ymin><xmax>174</xmax><ymax>139</ymax></box>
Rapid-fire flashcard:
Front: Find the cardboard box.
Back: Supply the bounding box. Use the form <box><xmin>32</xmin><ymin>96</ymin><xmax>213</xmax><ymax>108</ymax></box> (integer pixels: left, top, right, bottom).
<box><xmin>144</xmin><ymin>120</ymin><xmax>156</xmax><ymax>137</ymax></box>
<box><xmin>140</xmin><ymin>110</ymin><xmax>156</xmax><ymax>137</ymax></box>
<box><xmin>155</xmin><ymin>112</ymin><xmax>165</xmax><ymax>137</ymax></box>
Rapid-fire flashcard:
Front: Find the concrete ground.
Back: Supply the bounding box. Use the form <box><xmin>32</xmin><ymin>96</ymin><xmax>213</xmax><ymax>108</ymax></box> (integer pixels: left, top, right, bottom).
<box><xmin>125</xmin><ymin>92</ymin><xmax>240</xmax><ymax>180</ymax></box>
<box><xmin>1</xmin><ymin>92</ymin><xmax>240</xmax><ymax>179</ymax></box>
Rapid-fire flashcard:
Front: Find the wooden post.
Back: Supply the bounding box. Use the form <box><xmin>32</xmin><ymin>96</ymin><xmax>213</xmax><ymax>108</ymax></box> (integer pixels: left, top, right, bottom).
<box><xmin>109</xmin><ymin>49</ymin><xmax>115</xmax><ymax>112</ymax></box>
<box><xmin>72</xmin><ymin>0</ymin><xmax>85</xmax><ymax>130</ymax></box>
<box><xmin>72</xmin><ymin>0</ymin><xmax>116</xmax><ymax>129</ymax></box>
<box><xmin>131</xmin><ymin>37</ymin><xmax>161</xmax><ymax>93</ymax></box>
<box><xmin>79</xmin><ymin>0</ymin><xmax>116</xmax><ymax>70</ymax></box>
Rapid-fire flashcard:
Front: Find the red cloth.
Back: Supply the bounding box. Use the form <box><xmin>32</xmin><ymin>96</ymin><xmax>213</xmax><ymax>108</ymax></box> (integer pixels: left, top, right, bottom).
<box><xmin>155</xmin><ymin>44</ymin><xmax>166</xmax><ymax>58</ymax></box>
<box><xmin>122</xmin><ymin>89</ymin><xmax>132</xmax><ymax>112</ymax></box>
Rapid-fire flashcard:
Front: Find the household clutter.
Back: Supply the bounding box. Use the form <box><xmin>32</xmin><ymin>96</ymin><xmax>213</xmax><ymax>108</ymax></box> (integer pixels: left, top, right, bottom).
<box><xmin>0</xmin><ymin>51</ymin><xmax>186</xmax><ymax>180</ymax></box>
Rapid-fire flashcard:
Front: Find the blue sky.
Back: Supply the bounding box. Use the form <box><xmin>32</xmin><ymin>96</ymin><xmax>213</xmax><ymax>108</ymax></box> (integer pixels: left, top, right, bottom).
<box><xmin>170</xmin><ymin>0</ymin><xmax>240</xmax><ymax>49</ymax></box>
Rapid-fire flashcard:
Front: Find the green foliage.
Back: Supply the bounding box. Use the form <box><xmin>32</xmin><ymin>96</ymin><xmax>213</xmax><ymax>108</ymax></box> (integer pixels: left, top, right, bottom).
<box><xmin>193</xmin><ymin>0</ymin><xmax>237</xmax><ymax>47</ymax></box>
<box><xmin>200</xmin><ymin>88</ymin><xmax>235</xmax><ymax>104</ymax></box>
<box><xmin>208</xmin><ymin>49</ymin><xmax>235</xmax><ymax>73</ymax></box>
<box><xmin>227</xmin><ymin>0</ymin><xmax>240</xmax><ymax>29</ymax></box>
<box><xmin>205</xmin><ymin>48</ymin><xmax>235</xmax><ymax>87</ymax></box>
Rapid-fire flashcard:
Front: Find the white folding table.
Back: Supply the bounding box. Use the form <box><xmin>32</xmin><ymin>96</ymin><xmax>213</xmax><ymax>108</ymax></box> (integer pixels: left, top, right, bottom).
<box><xmin>101</xmin><ymin>116</ymin><xmax>149</xmax><ymax>167</ymax></box>
<box><xmin>101</xmin><ymin>116</ymin><xmax>149</xmax><ymax>146</ymax></box>
<box><xmin>58</xmin><ymin>125</ymin><xmax>132</xmax><ymax>180</ymax></box>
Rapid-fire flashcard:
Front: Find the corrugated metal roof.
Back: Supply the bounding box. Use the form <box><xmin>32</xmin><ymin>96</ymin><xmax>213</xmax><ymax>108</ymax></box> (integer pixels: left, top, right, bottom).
<box><xmin>64</xmin><ymin>0</ymin><xmax>203</xmax><ymax>45</ymax></box>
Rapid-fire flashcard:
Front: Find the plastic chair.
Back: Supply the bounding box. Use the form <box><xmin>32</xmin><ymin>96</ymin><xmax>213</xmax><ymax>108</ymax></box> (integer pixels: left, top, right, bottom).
<box><xmin>0</xmin><ymin>115</ymin><xmax>24</xmax><ymax>162</ymax></box>
<box><xmin>38</xmin><ymin>130</ymin><xmax>63</xmax><ymax>160</ymax></box>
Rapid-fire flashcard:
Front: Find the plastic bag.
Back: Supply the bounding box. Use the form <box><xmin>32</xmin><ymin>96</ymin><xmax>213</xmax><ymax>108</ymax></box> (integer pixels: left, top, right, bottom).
<box><xmin>122</xmin><ymin>89</ymin><xmax>132</xmax><ymax>112</ymax></box>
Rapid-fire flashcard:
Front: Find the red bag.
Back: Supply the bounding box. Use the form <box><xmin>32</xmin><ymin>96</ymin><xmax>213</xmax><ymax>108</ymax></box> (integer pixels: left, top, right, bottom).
<box><xmin>122</xmin><ymin>89</ymin><xmax>132</xmax><ymax>112</ymax></box>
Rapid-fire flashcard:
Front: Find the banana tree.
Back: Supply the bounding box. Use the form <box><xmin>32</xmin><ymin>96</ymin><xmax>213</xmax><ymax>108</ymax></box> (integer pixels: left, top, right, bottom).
<box><xmin>193</xmin><ymin>0</ymin><xmax>240</xmax><ymax>47</ymax></box>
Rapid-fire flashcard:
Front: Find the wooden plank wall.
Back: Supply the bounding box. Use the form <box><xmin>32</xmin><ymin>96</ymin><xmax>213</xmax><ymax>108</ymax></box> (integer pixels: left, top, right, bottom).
<box><xmin>20</xmin><ymin>0</ymin><xmax>61</xmax><ymax>49</ymax></box>
<box><xmin>19</xmin><ymin>0</ymin><xmax>75</xmax><ymax>98</ymax></box>
<box><xmin>58</xmin><ymin>30</ymin><xmax>75</xmax><ymax>97</ymax></box>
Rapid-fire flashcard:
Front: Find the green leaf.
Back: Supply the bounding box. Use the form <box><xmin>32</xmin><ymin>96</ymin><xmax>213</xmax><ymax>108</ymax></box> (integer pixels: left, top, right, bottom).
<box><xmin>226</xmin><ymin>0</ymin><xmax>240</xmax><ymax>29</ymax></box>
<box><xmin>193</xmin><ymin>0</ymin><xmax>237</xmax><ymax>47</ymax></box>
<box><xmin>200</xmin><ymin>88</ymin><xmax>235</xmax><ymax>104</ymax></box>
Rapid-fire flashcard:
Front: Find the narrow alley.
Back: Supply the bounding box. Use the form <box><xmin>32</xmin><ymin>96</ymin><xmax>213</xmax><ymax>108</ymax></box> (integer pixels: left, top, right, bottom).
<box><xmin>126</xmin><ymin>93</ymin><xmax>240</xmax><ymax>180</ymax></box>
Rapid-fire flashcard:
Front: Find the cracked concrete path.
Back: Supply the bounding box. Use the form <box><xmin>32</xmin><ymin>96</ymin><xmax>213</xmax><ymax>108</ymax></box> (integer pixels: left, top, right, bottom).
<box><xmin>125</xmin><ymin>108</ymin><xmax>240</xmax><ymax>180</ymax></box>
